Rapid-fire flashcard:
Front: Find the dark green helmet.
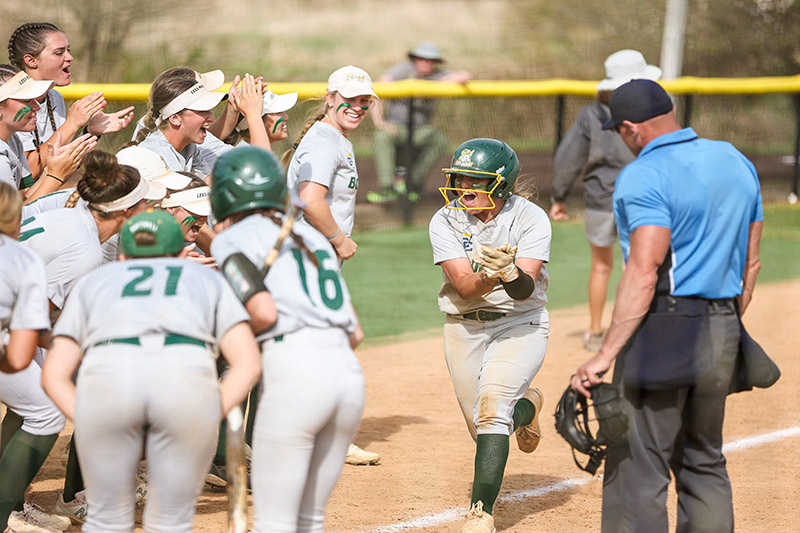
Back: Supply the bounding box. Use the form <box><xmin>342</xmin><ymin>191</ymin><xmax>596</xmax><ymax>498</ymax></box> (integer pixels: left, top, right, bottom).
<box><xmin>210</xmin><ymin>146</ymin><xmax>287</xmax><ymax>222</ymax></box>
<box><xmin>441</xmin><ymin>138</ymin><xmax>520</xmax><ymax>201</ymax></box>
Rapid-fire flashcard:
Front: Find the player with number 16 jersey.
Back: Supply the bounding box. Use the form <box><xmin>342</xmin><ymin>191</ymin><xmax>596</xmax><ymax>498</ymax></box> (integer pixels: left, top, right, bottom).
<box><xmin>210</xmin><ymin>146</ymin><xmax>365</xmax><ymax>532</ymax></box>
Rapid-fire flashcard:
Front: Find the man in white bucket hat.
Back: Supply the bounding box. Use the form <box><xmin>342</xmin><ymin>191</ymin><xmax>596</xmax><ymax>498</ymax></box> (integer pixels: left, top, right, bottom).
<box><xmin>550</xmin><ymin>49</ymin><xmax>661</xmax><ymax>353</ymax></box>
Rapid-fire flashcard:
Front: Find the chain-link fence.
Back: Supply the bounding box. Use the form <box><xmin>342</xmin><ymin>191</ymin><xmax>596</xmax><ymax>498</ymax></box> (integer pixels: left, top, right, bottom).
<box><xmin>67</xmin><ymin>78</ymin><xmax>800</xmax><ymax>231</ymax></box>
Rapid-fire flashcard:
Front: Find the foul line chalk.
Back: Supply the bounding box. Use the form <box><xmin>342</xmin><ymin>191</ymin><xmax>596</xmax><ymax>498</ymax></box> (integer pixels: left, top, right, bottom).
<box><xmin>364</xmin><ymin>424</ymin><xmax>800</xmax><ymax>532</ymax></box>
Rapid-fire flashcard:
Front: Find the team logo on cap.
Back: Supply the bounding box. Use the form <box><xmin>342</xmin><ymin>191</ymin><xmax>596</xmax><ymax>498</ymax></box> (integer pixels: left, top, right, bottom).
<box><xmin>455</xmin><ymin>149</ymin><xmax>475</xmax><ymax>168</ymax></box>
<box><xmin>346</xmin><ymin>72</ymin><xmax>369</xmax><ymax>83</ymax></box>
<box><xmin>128</xmin><ymin>219</ymin><xmax>161</xmax><ymax>233</ymax></box>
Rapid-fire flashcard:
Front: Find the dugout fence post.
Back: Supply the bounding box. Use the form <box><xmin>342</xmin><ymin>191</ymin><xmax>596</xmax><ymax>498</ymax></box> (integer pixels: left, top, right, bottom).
<box><xmin>555</xmin><ymin>95</ymin><xmax>566</xmax><ymax>148</ymax></box>
<box><xmin>791</xmin><ymin>93</ymin><xmax>800</xmax><ymax>202</ymax></box>
<box><xmin>399</xmin><ymin>97</ymin><xmax>416</xmax><ymax>226</ymax></box>
<box><xmin>682</xmin><ymin>94</ymin><xmax>693</xmax><ymax>128</ymax></box>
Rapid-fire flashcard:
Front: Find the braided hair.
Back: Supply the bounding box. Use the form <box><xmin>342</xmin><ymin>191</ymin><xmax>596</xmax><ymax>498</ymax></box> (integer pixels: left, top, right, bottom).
<box><xmin>8</xmin><ymin>23</ymin><xmax>61</xmax><ymax>155</ymax></box>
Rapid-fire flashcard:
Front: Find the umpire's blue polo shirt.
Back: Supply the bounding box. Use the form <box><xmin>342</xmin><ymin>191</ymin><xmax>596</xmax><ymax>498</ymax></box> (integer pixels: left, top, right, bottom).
<box><xmin>613</xmin><ymin>127</ymin><xmax>763</xmax><ymax>299</ymax></box>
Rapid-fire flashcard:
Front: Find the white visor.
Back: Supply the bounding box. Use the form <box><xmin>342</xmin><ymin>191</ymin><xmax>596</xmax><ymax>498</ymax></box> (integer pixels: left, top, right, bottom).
<box><xmin>161</xmin><ymin>186</ymin><xmax>211</xmax><ymax>217</ymax></box>
<box><xmin>116</xmin><ymin>146</ymin><xmax>192</xmax><ymax>190</ymax></box>
<box><xmin>158</xmin><ymin>82</ymin><xmax>227</xmax><ymax>122</ymax></box>
<box><xmin>0</xmin><ymin>72</ymin><xmax>54</xmax><ymax>103</ymax></box>
<box><xmin>236</xmin><ymin>90</ymin><xmax>298</xmax><ymax>131</ymax></box>
<box><xmin>196</xmin><ymin>70</ymin><xmax>225</xmax><ymax>91</ymax></box>
<box><xmin>91</xmin><ymin>178</ymin><xmax>165</xmax><ymax>213</ymax></box>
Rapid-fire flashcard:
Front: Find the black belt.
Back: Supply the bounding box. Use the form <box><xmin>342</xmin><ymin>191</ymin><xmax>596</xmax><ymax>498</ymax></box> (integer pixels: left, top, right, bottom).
<box><xmin>461</xmin><ymin>310</ymin><xmax>507</xmax><ymax>322</ymax></box>
<box><xmin>93</xmin><ymin>333</ymin><xmax>209</xmax><ymax>348</ymax></box>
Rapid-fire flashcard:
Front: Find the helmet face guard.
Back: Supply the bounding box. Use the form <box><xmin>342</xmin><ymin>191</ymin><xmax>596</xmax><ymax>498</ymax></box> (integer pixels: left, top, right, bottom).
<box><xmin>438</xmin><ymin>139</ymin><xmax>520</xmax><ymax>210</ymax></box>
<box><xmin>438</xmin><ymin>169</ymin><xmax>505</xmax><ymax>211</ymax></box>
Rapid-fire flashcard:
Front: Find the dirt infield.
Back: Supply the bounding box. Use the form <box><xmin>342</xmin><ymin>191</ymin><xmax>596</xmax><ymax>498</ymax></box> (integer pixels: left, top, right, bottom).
<box><xmin>28</xmin><ymin>279</ymin><xmax>800</xmax><ymax>532</ymax></box>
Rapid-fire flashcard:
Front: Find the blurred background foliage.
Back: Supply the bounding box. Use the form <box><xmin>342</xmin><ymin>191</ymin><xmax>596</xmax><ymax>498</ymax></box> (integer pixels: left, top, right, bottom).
<box><xmin>2</xmin><ymin>0</ymin><xmax>798</xmax><ymax>83</ymax></box>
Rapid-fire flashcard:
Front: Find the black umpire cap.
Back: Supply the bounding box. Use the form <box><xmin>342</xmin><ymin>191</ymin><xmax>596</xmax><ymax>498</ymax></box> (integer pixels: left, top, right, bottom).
<box><xmin>602</xmin><ymin>79</ymin><xmax>674</xmax><ymax>130</ymax></box>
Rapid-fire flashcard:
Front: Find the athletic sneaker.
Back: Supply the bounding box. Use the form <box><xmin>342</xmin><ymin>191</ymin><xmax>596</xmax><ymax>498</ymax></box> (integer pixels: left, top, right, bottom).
<box><xmin>22</xmin><ymin>503</ymin><xmax>71</xmax><ymax>531</ymax></box>
<box><xmin>345</xmin><ymin>444</ymin><xmax>380</xmax><ymax>466</ymax></box>
<box><xmin>135</xmin><ymin>466</ymin><xmax>149</xmax><ymax>504</ymax></box>
<box><xmin>515</xmin><ymin>387</ymin><xmax>544</xmax><ymax>453</ymax></box>
<box><xmin>205</xmin><ymin>463</ymin><xmax>228</xmax><ymax>492</ymax></box>
<box><xmin>582</xmin><ymin>330</ymin><xmax>605</xmax><ymax>352</ymax></box>
<box><xmin>462</xmin><ymin>501</ymin><xmax>495</xmax><ymax>533</ymax></box>
<box><xmin>7</xmin><ymin>510</ymin><xmax>61</xmax><ymax>533</ymax></box>
<box><xmin>53</xmin><ymin>489</ymin><xmax>87</xmax><ymax>524</ymax></box>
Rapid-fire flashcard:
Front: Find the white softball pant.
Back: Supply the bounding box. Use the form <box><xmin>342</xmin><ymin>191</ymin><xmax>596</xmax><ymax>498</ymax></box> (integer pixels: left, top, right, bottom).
<box><xmin>0</xmin><ymin>358</ymin><xmax>65</xmax><ymax>436</ymax></box>
<box><xmin>74</xmin><ymin>342</ymin><xmax>219</xmax><ymax>533</ymax></box>
<box><xmin>252</xmin><ymin>327</ymin><xmax>364</xmax><ymax>533</ymax></box>
<box><xmin>443</xmin><ymin>310</ymin><xmax>549</xmax><ymax>439</ymax></box>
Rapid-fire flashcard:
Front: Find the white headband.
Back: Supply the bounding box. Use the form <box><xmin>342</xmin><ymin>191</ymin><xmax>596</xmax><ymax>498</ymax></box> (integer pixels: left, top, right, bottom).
<box><xmin>156</xmin><ymin>82</ymin><xmax>226</xmax><ymax>125</ymax></box>
<box><xmin>91</xmin><ymin>178</ymin><xmax>148</xmax><ymax>213</ymax></box>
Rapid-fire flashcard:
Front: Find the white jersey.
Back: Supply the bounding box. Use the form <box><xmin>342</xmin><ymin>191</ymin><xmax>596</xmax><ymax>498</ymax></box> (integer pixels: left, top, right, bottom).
<box><xmin>22</xmin><ymin>190</ymin><xmax>120</xmax><ymax>264</ymax></box>
<box><xmin>0</xmin><ymin>135</ymin><xmax>33</xmax><ymax>189</ymax></box>
<box><xmin>286</xmin><ymin>121</ymin><xmax>358</xmax><ymax>235</ymax></box>
<box><xmin>0</xmin><ymin>235</ymin><xmax>50</xmax><ymax>335</ymax></box>
<box><xmin>21</xmin><ymin>188</ymin><xmax>75</xmax><ymax>217</ymax></box>
<box><xmin>52</xmin><ymin>257</ymin><xmax>249</xmax><ymax>350</ymax></box>
<box><xmin>17</xmin><ymin>89</ymin><xmax>67</xmax><ymax>152</ymax></box>
<box><xmin>19</xmin><ymin>207</ymin><xmax>104</xmax><ymax>309</ymax></box>
<box><xmin>211</xmin><ymin>213</ymin><xmax>358</xmax><ymax>340</ymax></box>
<box><xmin>133</xmin><ymin>117</ymin><xmax>231</xmax><ymax>175</ymax></box>
<box><xmin>429</xmin><ymin>195</ymin><xmax>551</xmax><ymax>316</ymax></box>
<box><xmin>138</xmin><ymin>128</ymin><xmax>211</xmax><ymax>177</ymax></box>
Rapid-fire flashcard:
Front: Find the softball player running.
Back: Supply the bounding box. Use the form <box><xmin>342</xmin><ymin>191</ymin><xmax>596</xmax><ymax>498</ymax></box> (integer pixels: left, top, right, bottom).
<box><xmin>210</xmin><ymin>146</ymin><xmax>366</xmax><ymax>532</ymax></box>
<box><xmin>8</xmin><ymin>22</ymin><xmax>134</xmax><ymax>179</ymax></box>
<box><xmin>0</xmin><ymin>180</ymin><xmax>73</xmax><ymax>533</ymax></box>
<box><xmin>41</xmin><ymin>209</ymin><xmax>260</xmax><ymax>533</ymax></box>
<box><xmin>429</xmin><ymin>138</ymin><xmax>550</xmax><ymax>533</ymax></box>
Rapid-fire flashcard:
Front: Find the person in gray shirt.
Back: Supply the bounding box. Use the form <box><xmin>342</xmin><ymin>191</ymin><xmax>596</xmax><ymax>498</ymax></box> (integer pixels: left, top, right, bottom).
<box><xmin>550</xmin><ymin>50</ymin><xmax>660</xmax><ymax>352</ymax></box>
<box><xmin>369</xmin><ymin>42</ymin><xmax>470</xmax><ymax>203</ymax></box>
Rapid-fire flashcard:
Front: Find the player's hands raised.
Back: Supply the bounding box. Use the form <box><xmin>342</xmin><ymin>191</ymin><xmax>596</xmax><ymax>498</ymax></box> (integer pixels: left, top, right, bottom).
<box><xmin>237</xmin><ymin>74</ymin><xmax>264</xmax><ymax>122</ymax></box>
<box><xmin>65</xmin><ymin>92</ymin><xmax>106</xmax><ymax>131</ymax></box>
<box><xmin>87</xmin><ymin>105</ymin><xmax>135</xmax><ymax>135</ymax></box>
<box><xmin>46</xmin><ymin>132</ymin><xmax>98</xmax><ymax>180</ymax></box>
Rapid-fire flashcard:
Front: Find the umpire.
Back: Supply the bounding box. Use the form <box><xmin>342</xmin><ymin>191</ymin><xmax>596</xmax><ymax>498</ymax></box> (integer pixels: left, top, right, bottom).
<box><xmin>571</xmin><ymin>79</ymin><xmax>763</xmax><ymax>532</ymax></box>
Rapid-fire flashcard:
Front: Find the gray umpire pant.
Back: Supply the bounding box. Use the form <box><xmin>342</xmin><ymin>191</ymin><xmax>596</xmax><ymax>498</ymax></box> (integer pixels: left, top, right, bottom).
<box><xmin>602</xmin><ymin>300</ymin><xmax>740</xmax><ymax>533</ymax></box>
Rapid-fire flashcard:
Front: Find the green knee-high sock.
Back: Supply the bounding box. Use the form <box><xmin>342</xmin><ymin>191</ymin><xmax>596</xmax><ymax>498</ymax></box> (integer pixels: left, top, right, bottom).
<box><xmin>63</xmin><ymin>434</ymin><xmax>84</xmax><ymax>501</ymax></box>
<box><xmin>512</xmin><ymin>397</ymin><xmax>535</xmax><ymax>431</ymax></box>
<box><xmin>0</xmin><ymin>429</ymin><xmax>58</xmax><ymax>527</ymax></box>
<box><xmin>0</xmin><ymin>411</ymin><xmax>23</xmax><ymax>458</ymax></box>
<box><xmin>470</xmin><ymin>434</ymin><xmax>510</xmax><ymax>516</ymax></box>
<box><xmin>245</xmin><ymin>387</ymin><xmax>258</xmax><ymax>447</ymax></box>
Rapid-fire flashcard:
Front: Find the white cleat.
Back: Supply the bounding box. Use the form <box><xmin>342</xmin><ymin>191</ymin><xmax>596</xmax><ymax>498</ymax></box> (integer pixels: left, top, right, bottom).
<box><xmin>462</xmin><ymin>501</ymin><xmax>495</xmax><ymax>533</ymax></box>
<box><xmin>21</xmin><ymin>503</ymin><xmax>71</xmax><ymax>531</ymax></box>
<box><xmin>345</xmin><ymin>444</ymin><xmax>380</xmax><ymax>466</ymax></box>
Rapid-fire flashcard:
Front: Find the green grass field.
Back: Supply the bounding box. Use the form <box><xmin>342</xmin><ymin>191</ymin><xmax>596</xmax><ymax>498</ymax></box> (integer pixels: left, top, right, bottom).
<box><xmin>343</xmin><ymin>204</ymin><xmax>800</xmax><ymax>344</ymax></box>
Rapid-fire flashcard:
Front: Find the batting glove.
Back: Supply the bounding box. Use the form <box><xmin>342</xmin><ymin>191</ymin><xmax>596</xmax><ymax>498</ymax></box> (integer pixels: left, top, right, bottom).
<box><xmin>472</xmin><ymin>244</ymin><xmax>519</xmax><ymax>282</ymax></box>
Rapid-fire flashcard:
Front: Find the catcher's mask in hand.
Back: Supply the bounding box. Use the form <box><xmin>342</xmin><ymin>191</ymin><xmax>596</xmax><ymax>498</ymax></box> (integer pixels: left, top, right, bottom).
<box><xmin>553</xmin><ymin>383</ymin><xmax>628</xmax><ymax>475</ymax></box>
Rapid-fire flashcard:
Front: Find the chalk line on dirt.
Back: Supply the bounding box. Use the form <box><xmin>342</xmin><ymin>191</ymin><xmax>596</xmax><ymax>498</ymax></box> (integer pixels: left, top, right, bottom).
<box><xmin>364</xmin><ymin>424</ymin><xmax>800</xmax><ymax>532</ymax></box>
